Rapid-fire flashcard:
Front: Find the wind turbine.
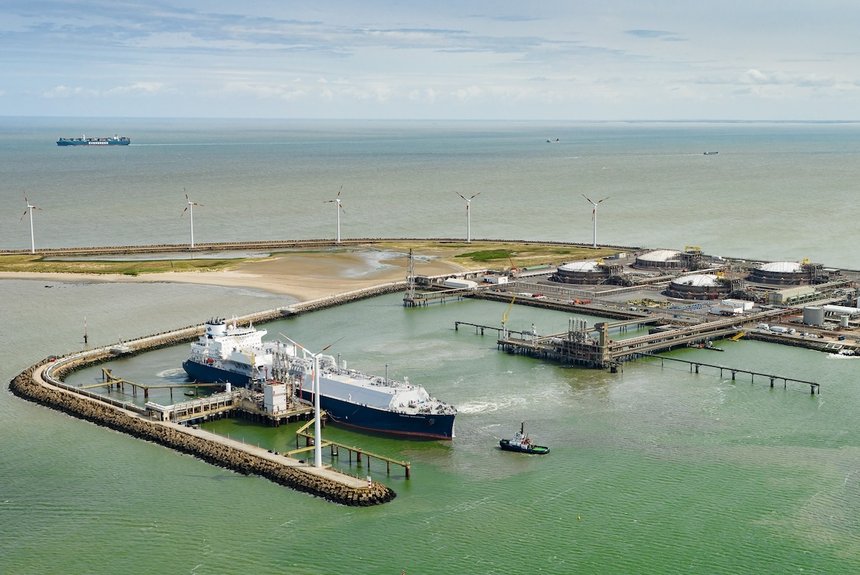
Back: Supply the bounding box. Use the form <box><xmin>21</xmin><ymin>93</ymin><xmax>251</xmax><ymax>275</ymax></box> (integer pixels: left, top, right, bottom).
<box><xmin>20</xmin><ymin>195</ymin><xmax>41</xmax><ymax>254</ymax></box>
<box><xmin>456</xmin><ymin>191</ymin><xmax>481</xmax><ymax>243</ymax></box>
<box><xmin>582</xmin><ymin>194</ymin><xmax>609</xmax><ymax>249</ymax></box>
<box><xmin>325</xmin><ymin>186</ymin><xmax>345</xmax><ymax>243</ymax></box>
<box><xmin>280</xmin><ymin>334</ymin><xmax>340</xmax><ymax>469</ymax></box>
<box><xmin>181</xmin><ymin>190</ymin><xmax>203</xmax><ymax>249</ymax></box>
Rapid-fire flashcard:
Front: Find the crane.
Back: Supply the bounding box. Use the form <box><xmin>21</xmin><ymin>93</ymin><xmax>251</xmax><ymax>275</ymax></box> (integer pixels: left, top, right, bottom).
<box><xmin>501</xmin><ymin>295</ymin><xmax>516</xmax><ymax>339</ymax></box>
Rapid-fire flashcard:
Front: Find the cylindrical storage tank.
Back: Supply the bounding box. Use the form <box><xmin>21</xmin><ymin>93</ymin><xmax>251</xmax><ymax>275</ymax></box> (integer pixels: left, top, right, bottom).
<box><xmin>840</xmin><ymin>315</ymin><xmax>850</xmax><ymax>328</ymax></box>
<box><xmin>803</xmin><ymin>306</ymin><xmax>825</xmax><ymax>326</ymax></box>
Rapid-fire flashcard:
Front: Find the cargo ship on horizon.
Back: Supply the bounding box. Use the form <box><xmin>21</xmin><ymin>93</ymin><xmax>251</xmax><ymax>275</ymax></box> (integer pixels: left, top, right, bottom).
<box><xmin>57</xmin><ymin>134</ymin><xmax>130</xmax><ymax>146</ymax></box>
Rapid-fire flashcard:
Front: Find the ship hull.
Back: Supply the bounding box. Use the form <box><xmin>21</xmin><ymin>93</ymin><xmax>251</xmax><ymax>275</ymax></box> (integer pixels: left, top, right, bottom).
<box><xmin>57</xmin><ymin>137</ymin><xmax>130</xmax><ymax>146</ymax></box>
<box><xmin>298</xmin><ymin>389</ymin><xmax>455</xmax><ymax>440</ymax></box>
<box><xmin>182</xmin><ymin>359</ymin><xmax>255</xmax><ymax>387</ymax></box>
<box><xmin>182</xmin><ymin>358</ymin><xmax>454</xmax><ymax>439</ymax></box>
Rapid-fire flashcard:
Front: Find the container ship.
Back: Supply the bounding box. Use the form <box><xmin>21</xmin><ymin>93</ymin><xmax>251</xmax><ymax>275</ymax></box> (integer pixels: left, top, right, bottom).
<box><xmin>57</xmin><ymin>134</ymin><xmax>130</xmax><ymax>146</ymax></box>
<box><xmin>182</xmin><ymin>318</ymin><xmax>457</xmax><ymax>439</ymax></box>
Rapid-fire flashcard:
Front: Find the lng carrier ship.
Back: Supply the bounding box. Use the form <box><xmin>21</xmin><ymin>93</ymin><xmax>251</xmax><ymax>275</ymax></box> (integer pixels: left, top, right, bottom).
<box><xmin>57</xmin><ymin>134</ymin><xmax>130</xmax><ymax>146</ymax></box>
<box><xmin>182</xmin><ymin>318</ymin><xmax>457</xmax><ymax>439</ymax></box>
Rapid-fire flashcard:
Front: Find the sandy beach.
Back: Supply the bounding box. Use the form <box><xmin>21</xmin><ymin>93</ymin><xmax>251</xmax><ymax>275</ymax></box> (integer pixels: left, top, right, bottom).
<box><xmin>0</xmin><ymin>249</ymin><xmax>468</xmax><ymax>301</ymax></box>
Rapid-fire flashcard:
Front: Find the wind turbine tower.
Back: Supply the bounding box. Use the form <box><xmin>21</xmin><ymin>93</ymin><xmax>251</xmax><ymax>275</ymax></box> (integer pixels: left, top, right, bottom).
<box><xmin>311</xmin><ymin>352</ymin><xmax>323</xmax><ymax>467</ymax></box>
<box><xmin>280</xmin><ymin>333</ymin><xmax>329</xmax><ymax>468</ymax></box>
<box><xmin>181</xmin><ymin>191</ymin><xmax>203</xmax><ymax>249</ymax></box>
<box><xmin>20</xmin><ymin>196</ymin><xmax>40</xmax><ymax>254</ymax></box>
<box><xmin>456</xmin><ymin>191</ymin><xmax>481</xmax><ymax>243</ymax></box>
<box><xmin>582</xmin><ymin>194</ymin><xmax>609</xmax><ymax>249</ymax></box>
<box><xmin>325</xmin><ymin>186</ymin><xmax>345</xmax><ymax>243</ymax></box>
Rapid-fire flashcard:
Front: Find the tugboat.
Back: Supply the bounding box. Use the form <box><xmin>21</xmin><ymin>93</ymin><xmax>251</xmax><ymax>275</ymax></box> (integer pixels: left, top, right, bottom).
<box><xmin>499</xmin><ymin>422</ymin><xmax>550</xmax><ymax>455</ymax></box>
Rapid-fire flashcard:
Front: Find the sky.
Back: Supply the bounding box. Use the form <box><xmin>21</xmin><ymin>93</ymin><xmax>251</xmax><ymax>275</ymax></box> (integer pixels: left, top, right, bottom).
<box><xmin>1</xmin><ymin>1</ymin><xmax>859</xmax><ymax>120</ymax></box>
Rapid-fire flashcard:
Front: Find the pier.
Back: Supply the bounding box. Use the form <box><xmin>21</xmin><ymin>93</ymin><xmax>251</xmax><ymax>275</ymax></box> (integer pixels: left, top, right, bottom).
<box><xmin>288</xmin><ymin>417</ymin><xmax>412</xmax><ymax>479</ymax></box>
<box><xmin>403</xmin><ymin>287</ymin><xmax>476</xmax><ymax>307</ymax></box>
<box><xmin>637</xmin><ymin>353</ymin><xmax>821</xmax><ymax>394</ymax></box>
<box><xmin>490</xmin><ymin>309</ymin><xmax>791</xmax><ymax>368</ymax></box>
<box><xmin>81</xmin><ymin>368</ymin><xmax>224</xmax><ymax>401</ymax></box>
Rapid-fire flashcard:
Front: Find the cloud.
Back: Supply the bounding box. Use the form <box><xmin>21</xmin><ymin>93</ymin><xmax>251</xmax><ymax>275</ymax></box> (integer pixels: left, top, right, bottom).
<box><xmin>105</xmin><ymin>82</ymin><xmax>166</xmax><ymax>95</ymax></box>
<box><xmin>742</xmin><ymin>68</ymin><xmax>770</xmax><ymax>84</ymax></box>
<box><xmin>223</xmin><ymin>81</ymin><xmax>308</xmax><ymax>100</ymax></box>
<box><xmin>625</xmin><ymin>29</ymin><xmax>685</xmax><ymax>42</ymax></box>
<box><xmin>42</xmin><ymin>82</ymin><xmax>166</xmax><ymax>99</ymax></box>
<box><xmin>42</xmin><ymin>85</ymin><xmax>98</xmax><ymax>98</ymax></box>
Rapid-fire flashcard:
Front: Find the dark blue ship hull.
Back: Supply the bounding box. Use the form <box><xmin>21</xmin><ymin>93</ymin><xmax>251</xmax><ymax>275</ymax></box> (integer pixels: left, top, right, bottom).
<box><xmin>57</xmin><ymin>136</ymin><xmax>130</xmax><ymax>146</ymax></box>
<box><xmin>297</xmin><ymin>389</ymin><xmax>455</xmax><ymax>440</ymax></box>
<box><xmin>182</xmin><ymin>359</ymin><xmax>454</xmax><ymax>439</ymax></box>
<box><xmin>182</xmin><ymin>359</ymin><xmax>255</xmax><ymax>387</ymax></box>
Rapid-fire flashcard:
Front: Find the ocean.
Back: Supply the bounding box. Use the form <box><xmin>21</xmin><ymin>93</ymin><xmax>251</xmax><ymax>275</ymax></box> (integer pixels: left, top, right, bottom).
<box><xmin>2</xmin><ymin>118</ymin><xmax>860</xmax><ymax>574</ymax></box>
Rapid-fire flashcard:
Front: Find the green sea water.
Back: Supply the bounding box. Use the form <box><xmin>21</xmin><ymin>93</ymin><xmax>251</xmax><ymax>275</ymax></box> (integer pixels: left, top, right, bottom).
<box><xmin>3</xmin><ymin>120</ymin><xmax>860</xmax><ymax>574</ymax></box>
<box><xmin>8</xmin><ymin>289</ymin><xmax>860</xmax><ymax>574</ymax></box>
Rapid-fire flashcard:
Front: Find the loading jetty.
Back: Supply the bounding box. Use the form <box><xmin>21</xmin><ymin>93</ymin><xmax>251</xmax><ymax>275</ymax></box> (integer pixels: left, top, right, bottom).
<box><xmin>483</xmin><ymin>308</ymin><xmax>791</xmax><ymax>369</ymax></box>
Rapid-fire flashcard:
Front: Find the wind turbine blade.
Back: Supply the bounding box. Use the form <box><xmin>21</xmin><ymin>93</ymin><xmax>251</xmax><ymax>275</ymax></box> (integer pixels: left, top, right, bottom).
<box><xmin>320</xmin><ymin>335</ymin><xmax>347</xmax><ymax>353</ymax></box>
<box><xmin>470</xmin><ymin>191</ymin><xmax>481</xmax><ymax>200</ymax></box>
<box><xmin>456</xmin><ymin>192</ymin><xmax>468</xmax><ymax>201</ymax></box>
<box><xmin>598</xmin><ymin>196</ymin><xmax>610</xmax><ymax>204</ymax></box>
<box><xmin>181</xmin><ymin>206</ymin><xmax>188</xmax><ymax>216</ymax></box>
<box><xmin>582</xmin><ymin>194</ymin><xmax>595</xmax><ymax>205</ymax></box>
<box><xmin>336</xmin><ymin>185</ymin><xmax>343</xmax><ymax>198</ymax></box>
<box><xmin>19</xmin><ymin>210</ymin><xmax>27</xmax><ymax>221</ymax></box>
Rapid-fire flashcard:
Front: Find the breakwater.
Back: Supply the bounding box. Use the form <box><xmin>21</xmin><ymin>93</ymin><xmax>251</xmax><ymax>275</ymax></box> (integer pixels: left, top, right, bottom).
<box><xmin>7</xmin><ymin>282</ymin><xmax>410</xmax><ymax>506</ymax></box>
<box><xmin>9</xmin><ymin>364</ymin><xmax>394</xmax><ymax>506</ymax></box>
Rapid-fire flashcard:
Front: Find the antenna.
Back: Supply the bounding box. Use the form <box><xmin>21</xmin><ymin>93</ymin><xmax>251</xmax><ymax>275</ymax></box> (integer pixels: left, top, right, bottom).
<box><xmin>20</xmin><ymin>195</ymin><xmax>42</xmax><ymax>254</ymax></box>
<box><xmin>456</xmin><ymin>191</ymin><xmax>481</xmax><ymax>243</ymax></box>
<box><xmin>582</xmin><ymin>194</ymin><xmax>609</xmax><ymax>249</ymax></box>
<box><xmin>324</xmin><ymin>185</ymin><xmax>345</xmax><ymax>243</ymax></box>
<box><xmin>181</xmin><ymin>189</ymin><xmax>203</xmax><ymax>249</ymax></box>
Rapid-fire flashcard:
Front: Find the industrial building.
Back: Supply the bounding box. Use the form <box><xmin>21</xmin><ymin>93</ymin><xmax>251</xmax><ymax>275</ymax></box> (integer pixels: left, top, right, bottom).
<box><xmin>748</xmin><ymin>261</ymin><xmax>824</xmax><ymax>286</ymax></box>
<box><xmin>551</xmin><ymin>260</ymin><xmax>612</xmax><ymax>285</ymax></box>
<box><xmin>633</xmin><ymin>249</ymin><xmax>683</xmax><ymax>270</ymax></box>
<box><xmin>664</xmin><ymin>273</ymin><xmax>730</xmax><ymax>300</ymax></box>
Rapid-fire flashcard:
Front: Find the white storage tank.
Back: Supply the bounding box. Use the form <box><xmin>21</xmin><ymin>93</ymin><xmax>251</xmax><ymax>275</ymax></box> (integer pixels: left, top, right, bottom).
<box><xmin>840</xmin><ymin>315</ymin><xmax>850</xmax><ymax>328</ymax></box>
<box><xmin>803</xmin><ymin>306</ymin><xmax>825</xmax><ymax>326</ymax></box>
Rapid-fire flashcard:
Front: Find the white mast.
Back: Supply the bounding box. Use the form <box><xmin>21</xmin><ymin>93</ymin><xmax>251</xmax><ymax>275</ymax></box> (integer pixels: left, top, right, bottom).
<box><xmin>312</xmin><ymin>353</ymin><xmax>322</xmax><ymax>467</ymax></box>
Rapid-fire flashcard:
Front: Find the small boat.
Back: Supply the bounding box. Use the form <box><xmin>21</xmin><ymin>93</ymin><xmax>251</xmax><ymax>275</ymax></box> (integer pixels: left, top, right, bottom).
<box><xmin>703</xmin><ymin>151</ymin><xmax>719</xmax><ymax>155</ymax></box>
<box><xmin>499</xmin><ymin>422</ymin><xmax>550</xmax><ymax>455</ymax></box>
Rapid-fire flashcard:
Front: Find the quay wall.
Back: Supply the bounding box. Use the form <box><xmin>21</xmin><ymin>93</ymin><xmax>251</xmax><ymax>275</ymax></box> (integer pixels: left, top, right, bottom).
<box><xmin>7</xmin><ymin>282</ymin><xmax>409</xmax><ymax>506</ymax></box>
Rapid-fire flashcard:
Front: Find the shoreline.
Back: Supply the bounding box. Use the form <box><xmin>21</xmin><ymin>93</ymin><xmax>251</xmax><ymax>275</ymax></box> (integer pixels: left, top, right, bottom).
<box><xmin>0</xmin><ymin>249</ymin><xmax>469</xmax><ymax>301</ymax></box>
